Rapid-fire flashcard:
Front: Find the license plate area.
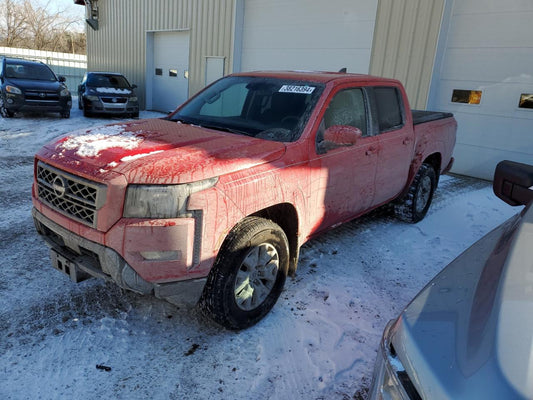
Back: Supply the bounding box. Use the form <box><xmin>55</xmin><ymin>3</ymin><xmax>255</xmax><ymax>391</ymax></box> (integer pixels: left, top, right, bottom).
<box><xmin>50</xmin><ymin>248</ymin><xmax>91</xmax><ymax>283</ymax></box>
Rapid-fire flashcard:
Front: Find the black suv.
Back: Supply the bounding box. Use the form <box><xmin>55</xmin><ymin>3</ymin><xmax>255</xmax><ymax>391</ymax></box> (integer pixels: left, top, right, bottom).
<box><xmin>0</xmin><ymin>57</ymin><xmax>72</xmax><ymax>118</ymax></box>
<box><xmin>78</xmin><ymin>72</ymin><xmax>139</xmax><ymax>118</ymax></box>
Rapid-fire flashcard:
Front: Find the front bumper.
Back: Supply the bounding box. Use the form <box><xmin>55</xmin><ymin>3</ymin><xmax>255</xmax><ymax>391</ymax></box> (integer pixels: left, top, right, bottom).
<box><xmin>5</xmin><ymin>93</ymin><xmax>71</xmax><ymax>113</ymax></box>
<box><xmin>83</xmin><ymin>97</ymin><xmax>139</xmax><ymax>114</ymax></box>
<box><xmin>32</xmin><ymin>208</ymin><xmax>206</xmax><ymax>306</ymax></box>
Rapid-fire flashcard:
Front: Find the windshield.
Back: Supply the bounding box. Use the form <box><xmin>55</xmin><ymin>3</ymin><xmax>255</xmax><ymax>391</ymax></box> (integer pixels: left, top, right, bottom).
<box><xmin>170</xmin><ymin>76</ymin><xmax>324</xmax><ymax>142</ymax></box>
<box><xmin>5</xmin><ymin>62</ymin><xmax>56</xmax><ymax>81</ymax></box>
<box><xmin>87</xmin><ymin>74</ymin><xmax>131</xmax><ymax>89</ymax></box>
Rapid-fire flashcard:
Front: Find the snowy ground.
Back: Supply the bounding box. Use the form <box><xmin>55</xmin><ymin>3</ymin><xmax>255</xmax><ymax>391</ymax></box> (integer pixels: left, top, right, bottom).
<box><xmin>0</xmin><ymin>102</ymin><xmax>518</xmax><ymax>399</ymax></box>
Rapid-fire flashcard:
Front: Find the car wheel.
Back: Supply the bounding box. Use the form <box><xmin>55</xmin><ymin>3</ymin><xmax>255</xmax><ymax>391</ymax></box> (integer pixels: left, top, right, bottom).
<box><xmin>200</xmin><ymin>217</ymin><xmax>289</xmax><ymax>330</ymax></box>
<box><xmin>0</xmin><ymin>97</ymin><xmax>14</xmax><ymax>118</ymax></box>
<box><xmin>78</xmin><ymin>97</ymin><xmax>82</xmax><ymax>110</ymax></box>
<box><xmin>394</xmin><ymin>163</ymin><xmax>437</xmax><ymax>223</ymax></box>
<box><xmin>83</xmin><ymin>108</ymin><xmax>91</xmax><ymax>117</ymax></box>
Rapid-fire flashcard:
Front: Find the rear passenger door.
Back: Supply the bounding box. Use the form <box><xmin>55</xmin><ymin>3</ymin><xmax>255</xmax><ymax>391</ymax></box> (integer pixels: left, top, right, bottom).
<box><xmin>369</xmin><ymin>86</ymin><xmax>414</xmax><ymax>205</ymax></box>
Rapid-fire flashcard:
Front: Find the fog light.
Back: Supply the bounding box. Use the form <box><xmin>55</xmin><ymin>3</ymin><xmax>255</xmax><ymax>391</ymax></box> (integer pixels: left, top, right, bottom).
<box><xmin>7</xmin><ymin>98</ymin><xmax>14</xmax><ymax>104</ymax></box>
<box><xmin>140</xmin><ymin>251</ymin><xmax>181</xmax><ymax>261</ymax></box>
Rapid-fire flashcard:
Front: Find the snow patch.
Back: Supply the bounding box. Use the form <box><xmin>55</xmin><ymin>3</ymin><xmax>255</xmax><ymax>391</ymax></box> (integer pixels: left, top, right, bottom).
<box><xmin>121</xmin><ymin>150</ymin><xmax>164</xmax><ymax>162</ymax></box>
<box><xmin>59</xmin><ymin>125</ymin><xmax>143</xmax><ymax>158</ymax></box>
<box><xmin>95</xmin><ymin>87</ymin><xmax>132</xmax><ymax>94</ymax></box>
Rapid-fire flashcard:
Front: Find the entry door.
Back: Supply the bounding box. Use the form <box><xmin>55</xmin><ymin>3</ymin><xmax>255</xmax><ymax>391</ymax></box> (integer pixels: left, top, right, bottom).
<box><xmin>151</xmin><ymin>31</ymin><xmax>190</xmax><ymax>112</ymax></box>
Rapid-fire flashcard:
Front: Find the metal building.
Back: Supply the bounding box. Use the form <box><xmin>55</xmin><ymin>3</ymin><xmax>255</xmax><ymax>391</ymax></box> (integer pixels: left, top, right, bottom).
<box><xmin>77</xmin><ymin>0</ymin><xmax>532</xmax><ymax>179</ymax></box>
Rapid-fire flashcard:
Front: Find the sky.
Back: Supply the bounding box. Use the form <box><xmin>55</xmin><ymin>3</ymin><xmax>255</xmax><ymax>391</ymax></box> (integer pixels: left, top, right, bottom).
<box><xmin>49</xmin><ymin>0</ymin><xmax>86</xmax><ymax>30</ymax></box>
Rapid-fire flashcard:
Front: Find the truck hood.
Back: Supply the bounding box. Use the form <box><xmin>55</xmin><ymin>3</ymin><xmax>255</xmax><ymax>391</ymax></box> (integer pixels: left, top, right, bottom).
<box><xmin>391</xmin><ymin>205</ymin><xmax>533</xmax><ymax>399</ymax></box>
<box><xmin>39</xmin><ymin>118</ymin><xmax>286</xmax><ymax>184</ymax></box>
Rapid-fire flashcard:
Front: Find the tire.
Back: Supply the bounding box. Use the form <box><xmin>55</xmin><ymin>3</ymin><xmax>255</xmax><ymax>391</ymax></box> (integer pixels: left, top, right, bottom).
<box><xmin>83</xmin><ymin>108</ymin><xmax>91</xmax><ymax>117</ymax></box>
<box><xmin>0</xmin><ymin>97</ymin><xmax>14</xmax><ymax>118</ymax></box>
<box><xmin>200</xmin><ymin>217</ymin><xmax>289</xmax><ymax>330</ymax></box>
<box><xmin>394</xmin><ymin>163</ymin><xmax>437</xmax><ymax>223</ymax></box>
<box><xmin>78</xmin><ymin>97</ymin><xmax>82</xmax><ymax>110</ymax></box>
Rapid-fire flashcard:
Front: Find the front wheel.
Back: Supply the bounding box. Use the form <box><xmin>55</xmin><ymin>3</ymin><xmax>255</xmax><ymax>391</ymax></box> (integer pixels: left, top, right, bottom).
<box><xmin>0</xmin><ymin>97</ymin><xmax>14</xmax><ymax>118</ymax></box>
<box><xmin>200</xmin><ymin>217</ymin><xmax>289</xmax><ymax>330</ymax></box>
<box><xmin>394</xmin><ymin>163</ymin><xmax>437</xmax><ymax>223</ymax></box>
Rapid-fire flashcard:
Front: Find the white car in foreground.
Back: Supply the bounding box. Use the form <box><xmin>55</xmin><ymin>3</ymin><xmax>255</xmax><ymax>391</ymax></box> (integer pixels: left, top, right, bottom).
<box><xmin>369</xmin><ymin>160</ymin><xmax>533</xmax><ymax>400</ymax></box>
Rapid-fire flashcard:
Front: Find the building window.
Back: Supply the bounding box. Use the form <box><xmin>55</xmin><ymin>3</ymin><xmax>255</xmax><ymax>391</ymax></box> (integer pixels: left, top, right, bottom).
<box><xmin>155</xmin><ymin>68</ymin><xmax>162</xmax><ymax>76</ymax></box>
<box><xmin>169</xmin><ymin>69</ymin><xmax>178</xmax><ymax>77</ymax></box>
<box><xmin>451</xmin><ymin>89</ymin><xmax>482</xmax><ymax>104</ymax></box>
<box><xmin>519</xmin><ymin>94</ymin><xmax>533</xmax><ymax>109</ymax></box>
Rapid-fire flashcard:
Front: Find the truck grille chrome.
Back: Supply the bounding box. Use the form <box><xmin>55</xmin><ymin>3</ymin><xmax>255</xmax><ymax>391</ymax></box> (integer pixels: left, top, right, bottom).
<box><xmin>36</xmin><ymin>161</ymin><xmax>106</xmax><ymax>228</ymax></box>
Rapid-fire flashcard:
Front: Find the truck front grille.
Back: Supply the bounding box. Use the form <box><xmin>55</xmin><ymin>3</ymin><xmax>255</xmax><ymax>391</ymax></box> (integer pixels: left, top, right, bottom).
<box><xmin>36</xmin><ymin>161</ymin><xmax>106</xmax><ymax>228</ymax></box>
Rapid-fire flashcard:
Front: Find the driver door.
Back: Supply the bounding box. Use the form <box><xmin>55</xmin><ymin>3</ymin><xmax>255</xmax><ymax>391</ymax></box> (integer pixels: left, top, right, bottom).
<box><xmin>308</xmin><ymin>87</ymin><xmax>379</xmax><ymax>233</ymax></box>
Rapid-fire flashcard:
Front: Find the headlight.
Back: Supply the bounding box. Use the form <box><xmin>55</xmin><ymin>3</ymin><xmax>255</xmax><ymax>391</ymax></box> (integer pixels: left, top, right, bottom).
<box><xmin>85</xmin><ymin>95</ymin><xmax>99</xmax><ymax>101</ymax></box>
<box><xmin>129</xmin><ymin>96</ymin><xmax>138</xmax><ymax>102</ymax></box>
<box><xmin>123</xmin><ymin>177</ymin><xmax>218</xmax><ymax>218</ymax></box>
<box><xmin>60</xmin><ymin>88</ymin><xmax>70</xmax><ymax>96</ymax></box>
<box><xmin>6</xmin><ymin>85</ymin><xmax>22</xmax><ymax>94</ymax></box>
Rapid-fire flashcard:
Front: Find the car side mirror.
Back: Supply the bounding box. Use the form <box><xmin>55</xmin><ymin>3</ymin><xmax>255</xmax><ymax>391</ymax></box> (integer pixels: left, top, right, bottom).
<box><xmin>323</xmin><ymin>125</ymin><xmax>362</xmax><ymax>146</ymax></box>
<box><xmin>131</xmin><ymin>84</ymin><xmax>137</xmax><ymax>89</ymax></box>
<box><xmin>493</xmin><ymin>160</ymin><xmax>533</xmax><ymax>206</ymax></box>
<box><xmin>58</xmin><ymin>76</ymin><xmax>66</xmax><ymax>82</ymax></box>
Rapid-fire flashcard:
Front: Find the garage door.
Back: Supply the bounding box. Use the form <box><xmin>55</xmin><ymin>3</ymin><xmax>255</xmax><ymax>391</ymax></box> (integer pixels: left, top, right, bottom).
<box><xmin>428</xmin><ymin>0</ymin><xmax>533</xmax><ymax>180</ymax></box>
<box><xmin>240</xmin><ymin>0</ymin><xmax>378</xmax><ymax>74</ymax></box>
<box><xmin>149</xmin><ymin>31</ymin><xmax>190</xmax><ymax>113</ymax></box>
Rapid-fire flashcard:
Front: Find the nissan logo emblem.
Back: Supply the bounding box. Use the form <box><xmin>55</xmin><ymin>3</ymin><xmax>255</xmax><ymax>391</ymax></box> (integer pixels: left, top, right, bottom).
<box><xmin>52</xmin><ymin>176</ymin><xmax>67</xmax><ymax>198</ymax></box>
<box><xmin>112</xmin><ymin>97</ymin><xmax>117</xmax><ymax>103</ymax></box>
<box><xmin>39</xmin><ymin>92</ymin><xmax>46</xmax><ymax>98</ymax></box>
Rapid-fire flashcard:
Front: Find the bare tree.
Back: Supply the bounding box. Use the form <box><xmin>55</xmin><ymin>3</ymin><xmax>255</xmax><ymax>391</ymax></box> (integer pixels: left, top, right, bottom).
<box><xmin>0</xmin><ymin>0</ymin><xmax>86</xmax><ymax>54</ymax></box>
<box><xmin>0</xmin><ymin>0</ymin><xmax>27</xmax><ymax>47</ymax></box>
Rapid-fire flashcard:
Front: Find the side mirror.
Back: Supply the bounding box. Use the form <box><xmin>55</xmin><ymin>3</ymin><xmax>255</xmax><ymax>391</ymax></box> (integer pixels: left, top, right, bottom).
<box><xmin>131</xmin><ymin>84</ymin><xmax>138</xmax><ymax>89</ymax></box>
<box><xmin>58</xmin><ymin>75</ymin><xmax>66</xmax><ymax>82</ymax></box>
<box><xmin>323</xmin><ymin>125</ymin><xmax>362</xmax><ymax>146</ymax></box>
<box><xmin>493</xmin><ymin>160</ymin><xmax>533</xmax><ymax>206</ymax></box>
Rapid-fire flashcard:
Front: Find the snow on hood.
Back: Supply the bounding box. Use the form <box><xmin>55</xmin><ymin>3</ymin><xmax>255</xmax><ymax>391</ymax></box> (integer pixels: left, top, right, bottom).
<box><xmin>39</xmin><ymin>118</ymin><xmax>286</xmax><ymax>184</ymax></box>
<box><xmin>95</xmin><ymin>87</ymin><xmax>132</xmax><ymax>94</ymax></box>
<box><xmin>58</xmin><ymin>124</ymin><xmax>143</xmax><ymax>157</ymax></box>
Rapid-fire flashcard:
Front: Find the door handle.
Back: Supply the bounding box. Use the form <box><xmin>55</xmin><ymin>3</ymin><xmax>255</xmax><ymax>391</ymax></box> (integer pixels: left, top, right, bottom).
<box><xmin>366</xmin><ymin>146</ymin><xmax>377</xmax><ymax>156</ymax></box>
<box><xmin>402</xmin><ymin>137</ymin><xmax>412</xmax><ymax>145</ymax></box>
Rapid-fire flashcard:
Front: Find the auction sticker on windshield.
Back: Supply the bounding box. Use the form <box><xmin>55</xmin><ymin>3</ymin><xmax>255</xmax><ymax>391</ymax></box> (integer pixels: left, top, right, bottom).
<box><xmin>279</xmin><ymin>85</ymin><xmax>315</xmax><ymax>94</ymax></box>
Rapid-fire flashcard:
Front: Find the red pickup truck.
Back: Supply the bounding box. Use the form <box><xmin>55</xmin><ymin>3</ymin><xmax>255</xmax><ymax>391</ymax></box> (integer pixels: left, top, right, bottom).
<box><xmin>32</xmin><ymin>71</ymin><xmax>456</xmax><ymax>329</ymax></box>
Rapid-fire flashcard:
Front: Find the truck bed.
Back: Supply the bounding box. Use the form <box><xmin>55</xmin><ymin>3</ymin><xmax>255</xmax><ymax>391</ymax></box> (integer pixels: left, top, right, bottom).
<box><xmin>412</xmin><ymin>110</ymin><xmax>454</xmax><ymax>125</ymax></box>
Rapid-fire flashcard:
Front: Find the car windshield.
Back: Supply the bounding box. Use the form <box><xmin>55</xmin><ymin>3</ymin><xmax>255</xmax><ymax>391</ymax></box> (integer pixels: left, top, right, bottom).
<box><xmin>170</xmin><ymin>76</ymin><xmax>324</xmax><ymax>142</ymax></box>
<box><xmin>87</xmin><ymin>74</ymin><xmax>131</xmax><ymax>89</ymax></box>
<box><xmin>5</xmin><ymin>62</ymin><xmax>56</xmax><ymax>81</ymax></box>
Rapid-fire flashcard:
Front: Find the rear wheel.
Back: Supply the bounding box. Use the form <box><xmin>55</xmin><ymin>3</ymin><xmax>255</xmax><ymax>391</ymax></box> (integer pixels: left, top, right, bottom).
<box><xmin>394</xmin><ymin>163</ymin><xmax>437</xmax><ymax>223</ymax></box>
<box><xmin>200</xmin><ymin>217</ymin><xmax>289</xmax><ymax>330</ymax></box>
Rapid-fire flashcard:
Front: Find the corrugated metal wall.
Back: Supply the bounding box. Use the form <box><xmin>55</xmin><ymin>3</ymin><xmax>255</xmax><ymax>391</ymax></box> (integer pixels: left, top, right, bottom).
<box><xmin>86</xmin><ymin>0</ymin><xmax>235</xmax><ymax>109</ymax></box>
<box><xmin>369</xmin><ymin>0</ymin><xmax>445</xmax><ymax>109</ymax></box>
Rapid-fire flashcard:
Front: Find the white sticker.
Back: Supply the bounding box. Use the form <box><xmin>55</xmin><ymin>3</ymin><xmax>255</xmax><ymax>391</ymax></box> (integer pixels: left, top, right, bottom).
<box><xmin>279</xmin><ymin>85</ymin><xmax>315</xmax><ymax>94</ymax></box>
